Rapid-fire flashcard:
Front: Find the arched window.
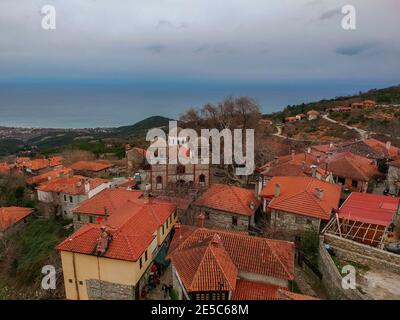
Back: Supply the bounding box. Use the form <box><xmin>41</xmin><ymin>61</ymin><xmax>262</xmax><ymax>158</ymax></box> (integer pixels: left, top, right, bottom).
<box><xmin>156</xmin><ymin>176</ymin><xmax>163</xmax><ymax>190</ymax></box>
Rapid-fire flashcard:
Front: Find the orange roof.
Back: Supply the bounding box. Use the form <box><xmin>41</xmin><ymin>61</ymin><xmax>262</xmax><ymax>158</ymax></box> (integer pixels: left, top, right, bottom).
<box><xmin>169</xmin><ymin>226</ymin><xmax>295</xmax><ymax>284</ymax></box>
<box><xmin>363</xmin><ymin>139</ymin><xmax>400</xmax><ymax>158</ymax></box>
<box><xmin>0</xmin><ymin>163</ymin><xmax>10</xmax><ymax>174</ymax></box>
<box><xmin>28</xmin><ymin>159</ymin><xmax>50</xmax><ymax>171</ymax></box>
<box><xmin>36</xmin><ymin>175</ymin><xmax>108</xmax><ymax>195</ymax></box>
<box><xmin>307</xmin><ymin>110</ymin><xmax>320</xmax><ymax>116</ymax></box>
<box><xmin>72</xmin><ymin>189</ymin><xmax>144</xmax><ymax>215</ymax></box>
<box><xmin>57</xmin><ymin>199</ymin><xmax>176</xmax><ymax>261</ymax></box>
<box><xmin>325</xmin><ymin>152</ymin><xmax>381</xmax><ymax>181</ymax></box>
<box><xmin>195</xmin><ymin>184</ymin><xmax>260</xmax><ymax>216</ymax></box>
<box><xmin>71</xmin><ymin>160</ymin><xmax>113</xmax><ymax>172</ymax></box>
<box><xmin>25</xmin><ymin>167</ymin><xmax>73</xmax><ymax>185</ymax></box>
<box><xmin>49</xmin><ymin>156</ymin><xmax>64</xmax><ymax>167</ymax></box>
<box><xmin>0</xmin><ymin>207</ymin><xmax>33</xmax><ymax>232</ymax></box>
<box><xmin>390</xmin><ymin>157</ymin><xmax>400</xmax><ymax>168</ymax></box>
<box><xmin>286</xmin><ymin>117</ymin><xmax>297</xmax><ymax>121</ymax></box>
<box><xmin>260</xmin><ymin>176</ymin><xmax>341</xmax><ymax>220</ymax></box>
<box><xmin>232</xmin><ymin>280</ymin><xmax>283</xmax><ymax>300</ymax></box>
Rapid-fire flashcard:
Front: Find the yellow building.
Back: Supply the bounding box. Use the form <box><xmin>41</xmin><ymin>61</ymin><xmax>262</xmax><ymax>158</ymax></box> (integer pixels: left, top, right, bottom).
<box><xmin>57</xmin><ymin>189</ymin><xmax>177</xmax><ymax>300</ymax></box>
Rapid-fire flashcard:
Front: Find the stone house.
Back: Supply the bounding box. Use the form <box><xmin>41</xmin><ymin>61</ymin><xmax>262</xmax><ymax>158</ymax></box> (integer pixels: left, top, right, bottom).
<box><xmin>387</xmin><ymin>158</ymin><xmax>400</xmax><ymax>195</ymax></box>
<box><xmin>167</xmin><ymin>225</ymin><xmax>298</xmax><ymax>300</ymax></box>
<box><xmin>36</xmin><ymin>175</ymin><xmax>111</xmax><ymax>218</ymax></box>
<box><xmin>70</xmin><ymin>160</ymin><xmax>114</xmax><ymax>178</ymax></box>
<box><xmin>57</xmin><ymin>195</ymin><xmax>178</xmax><ymax>300</ymax></box>
<box><xmin>194</xmin><ymin>184</ymin><xmax>260</xmax><ymax>232</ymax></box>
<box><xmin>260</xmin><ymin>176</ymin><xmax>341</xmax><ymax>243</ymax></box>
<box><xmin>0</xmin><ymin>207</ymin><xmax>33</xmax><ymax>239</ymax></box>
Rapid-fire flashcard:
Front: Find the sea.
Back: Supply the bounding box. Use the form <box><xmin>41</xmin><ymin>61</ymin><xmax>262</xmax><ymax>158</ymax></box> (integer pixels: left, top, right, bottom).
<box><xmin>0</xmin><ymin>81</ymin><xmax>392</xmax><ymax>129</ymax></box>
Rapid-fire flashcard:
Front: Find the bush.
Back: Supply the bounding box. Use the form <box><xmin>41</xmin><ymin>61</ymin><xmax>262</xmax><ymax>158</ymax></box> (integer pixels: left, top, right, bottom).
<box><xmin>169</xmin><ymin>288</ymin><xmax>179</xmax><ymax>300</ymax></box>
<box><xmin>300</xmin><ymin>228</ymin><xmax>319</xmax><ymax>266</ymax></box>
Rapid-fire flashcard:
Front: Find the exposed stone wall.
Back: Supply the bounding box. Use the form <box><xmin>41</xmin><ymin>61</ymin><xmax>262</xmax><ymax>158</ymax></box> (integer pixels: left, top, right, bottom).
<box><xmin>324</xmin><ymin>234</ymin><xmax>400</xmax><ymax>274</ymax></box>
<box><xmin>86</xmin><ymin>279</ymin><xmax>135</xmax><ymax>300</ymax></box>
<box><xmin>387</xmin><ymin>165</ymin><xmax>400</xmax><ymax>195</ymax></box>
<box><xmin>73</xmin><ymin>213</ymin><xmax>98</xmax><ymax>230</ymax></box>
<box><xmin>270</xmin><ymin>209</ymin><xmax>321</xmax><ymax>241</ymax></box>
<box><xmin>318</xmin><ymin>243</ymin><xmax>367</xmax><ymax>300</ymax></box>
<box><xmin>196</xmin><ymin>206</ymin><xmax>250</xmax><ymax>231</ymax></box>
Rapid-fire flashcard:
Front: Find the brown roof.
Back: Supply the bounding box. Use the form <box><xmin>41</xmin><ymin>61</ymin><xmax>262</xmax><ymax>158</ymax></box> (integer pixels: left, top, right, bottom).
<box><xmin>36</xmin><ymin>176</ymin><xmax>108</xmax><ymax>195</ymax></box>
<box><xmin>195</xmin><ymin>184</ymin><xmax>260</xmax><ymax>216</ymax></box>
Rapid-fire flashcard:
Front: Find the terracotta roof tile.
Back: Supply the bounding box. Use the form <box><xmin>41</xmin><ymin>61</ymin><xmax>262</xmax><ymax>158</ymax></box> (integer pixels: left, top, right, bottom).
<box><xmin>260</xmin><ymin>176</ymin><xmax>341</xmax><ymax>220</ymax></box>
<box><xmin>232</xmin><ymin>280</ymin><xmax>283</xmax><ymax>300</ymax></box>
<box><xmin>25</xmin><ymin>167</ymin><xmax>73</xmax><ymax>185</ymax></box>
<box><xmin>0</xmin><ymin>207</ymin><xmax>33</xmax><ymax>231</ymax></box>
<box><xmin>36</xmin><ymin>175</ymin><xmax>108</xmax><ymax>195</ymax></box>
<box><xmin>71</xmin><ymin>160</ymin><xmax>113</xmax><ymax>172</ymax></box>
<box><xmin>169</xmin><ymin>226</ymin><xmax>295</xmax><ymax>285</ymax></box>
<box><xmin>195</xmin><ymin>184</ymin><xmax>260</xmax><ymax>216</ymax></box>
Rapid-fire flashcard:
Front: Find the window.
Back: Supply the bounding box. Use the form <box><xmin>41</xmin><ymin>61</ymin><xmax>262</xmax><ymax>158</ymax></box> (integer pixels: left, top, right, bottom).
<box><xmin>79</xmin><ymin>281</ymin><xmax>83</xmax><ymax>285</ymax></box>
<box><xmin>139</xmin><ymin>257</ymin><xmax>143</xmax><ymax>269</ymax></box>
<box><xmin>145</xmin><ymin>250</ymin><xmax>148</xmax><ymax>262</ymax></box>
<box><xmin>232</xmin><ymin>216</ymin><xmax>238</xmax><ymax>226</ymax></box>
<box><xmin>68</xmin><ymin>279</ymin><xmax>73</xmax><ymax>283</ymax></box>
<box><xmin>156</xmin><ymin>176</ymin><xmax>163</xmax><ymax>190</ymax></box>
<box><xmin>205</xmin><ymin>212</ymin><xmax>210</xmax><ymax>220</ymax></box>
<box><xmin>295</xmin><ymin>216</ymin><xmax>306</xmax><ymax>224</ymax></box>
<box><xmin>306</xmin><ymin>219</ymin><xmax>313</xmax><ymax>225</ymax></box>
<box><xmin>174</xmin><ymin>211</ymin><xmax>177</xmax><ymax>219</ymax></box>
<box><xmin>199</xmin><ymin>174</ymin><xmax>206</xmax><ymax>187</ymax></box>
<box><xmin>352</xmin><ymin>180</ymin><xmax>358</xmax><ymax>188</ymax></box>
<box><xmin>69</xmin><ymin>196</ymin><xmax>73</xmax><ymax>203</ymax></box>
<box><xmin>89</xmin><ymin>216</ymin><xmax>94</xmax><ymax>223</ymax></box>
<box><xmin>77</xmin><ymin>214</ymin><xmax>81</xmax><ymax>222</ymax></box>
<box><xmin>166</xmin><ymin>219</ymin><xmax>169</xmax><ymax>229</ymax></box>
<box><xmin>64</xmin><ymin>195</ymin><xmax>67</xmax><ymax>202</ymax></box>
<box><xmin>177</xmin><ymin>165</ymin><xmax>185</xmax><ymax>174</ymax></box>
<box><xmin>337</xmin><ymin>177</ymin><xmax>345</xmax><ymax>185</ymax></box>
<box><xmin>162</xmin><ymin>225</ymin><xmax>165</xmax><ymax>235</ymax></box>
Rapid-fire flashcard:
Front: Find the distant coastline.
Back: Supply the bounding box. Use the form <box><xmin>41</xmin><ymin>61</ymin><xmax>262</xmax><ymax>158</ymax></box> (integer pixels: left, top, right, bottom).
<box><xmin>0</xmin><ymin>81</ymin><xmax>392</xmax><ymax>129</ymax></box>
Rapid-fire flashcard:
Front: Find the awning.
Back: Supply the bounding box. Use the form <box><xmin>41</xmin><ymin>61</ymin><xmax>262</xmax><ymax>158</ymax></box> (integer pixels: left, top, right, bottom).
<box><xmin>154</xmin><ymin>244</ymin><xmax>170</xmax><ymax>267</ymax></box>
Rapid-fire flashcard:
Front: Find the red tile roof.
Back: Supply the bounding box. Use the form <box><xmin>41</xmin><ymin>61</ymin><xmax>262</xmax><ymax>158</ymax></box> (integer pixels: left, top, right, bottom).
<box><xmin>307</xmin><ymin>110</ymin><xmax>320</xmax><ymax>116</ymax></box>
<box><xmin>338</xmin><ymin>192</ymin><xmax>399</xmax><ymax>227</ymax></box>
<box><xmin>28</xmin><ymin>159</ymin><xmax>50</xmax><ymax>171</ymax></box>
<box><xmin>49</xmin><ymin>156</ymin><xmax>64</xmax><ymax>167</ymax></box>
<box><xmin>195</xmin><ymin>184</ymin><xmax>260</xmax><ymax>216</ymax></box>
<box><xmin>0</xmin><ymin>207</ymin><xmax>33</xmax><ymax>232</ymax></box>
<box><xmin>0</xmin><ymin>163</ymin><xmax>10</xmax><ymax>174</ymax></box>
<box><xmin>36</xmin><ymin>175</ymin><xmax>108</xmax><ymax>195</ymax></box>
<box><xmin>57</xmin><ymin>199</ymin><xmax>176</xmax><ymax>261</ymax></box>
<box><xmin>169</xmin><ymin>226</ymin><xmax>295</xmax><ymax>285</ymax></box>
<box><xmin>171</xmin><ymin>234</ymin><xmax>238</xmax><ymax>292</ymax></box>
<box><xmin>72</xmin><ymin>189</ymin><xmax>144</xmax><ymax>215</ymax></box>
<box><xmin>232</xmin><ymin>280</ymin><xmax>283</xmax><ymax>300</ymax></box>
<box><xmin>25</xmin><ymin>167</ymin><xmax>73</xmax><ymax>185</ymax></box>
<box><xmin>260</xmin><ymin>176</ymin><xmax>341</xmax><ymax>220</ymax></box>
<box><xmin>71</xmin><ymin>160</ymin><xmax>113</xmax><ymax>172</ymax></box>
<box><xmin>363</xmin><ymin>139</ymin><xmax>400</xmax><ymax>159</ymax></box>
<box><xmin>325</xmin><ymin>152</ymin><xmax>381</xmax><ymax>181</ymax></box>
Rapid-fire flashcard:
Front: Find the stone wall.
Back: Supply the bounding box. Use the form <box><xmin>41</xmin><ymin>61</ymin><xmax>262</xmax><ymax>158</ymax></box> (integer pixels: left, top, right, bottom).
<box><xmin>86</xmin><ymin>279</ymin><xmax>135</xmax><ymax>300</ymax></box>
<box><xmin>270</xmin><ymin>209</ymin><xmax>321</xmax><ymax>241</ymax></box>
<box><xmin>196</xmin><ymin>206</ymin><xmax>250</xmax><ymax>231</ymax></box>
<box><xmin>324</xmin><ymin>234</ymin><xmax>400</xmax><ymax>274</ymax></box>
<box><xmin>318</xmin><ymin>243</ymin><xmax>367</xmax><ymax>300</ymax></box>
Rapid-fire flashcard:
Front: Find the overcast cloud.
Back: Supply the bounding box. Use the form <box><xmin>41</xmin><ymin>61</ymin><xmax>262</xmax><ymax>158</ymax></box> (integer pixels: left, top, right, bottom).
<box><xmin>0</xmin><ymin>0</ymin><xmax>399</xmax><ymax>83</ymax></box>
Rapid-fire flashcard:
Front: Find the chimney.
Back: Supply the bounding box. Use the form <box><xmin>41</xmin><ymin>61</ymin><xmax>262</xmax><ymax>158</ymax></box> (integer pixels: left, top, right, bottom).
<box><xmin>174</xmin><ymin>222</ymin><xmax>182</xmax><ymax>239</ymax></box>
<box><xmin>274</xmin><ymin>184</ymin><xmax>281</xmax><ymax>197</ymax></box>
<box><xmin>386</xmin><ymin>141</ymin><xmax>392</xmax><ymax>151</ymax></box>
<box><xmin>307</xmin><ymin>147</ymin><xmax>311</xmax><ymax>154</ymax></box>
<box><xmin>310</xmin><ymin>165</ymin><xmax>317</xmax><ymax>178</ymax></box>
<box><xmin>197</xmin><ymin>212</ymin><xmax>205</xmax><ymax>228</ymax></box>
<box><xmin>84</xmin><ymin>180</ymin><xmax>90</xmax><ymax>193</ymax></box>
<box><xmin>274</xmin><ymin>156</ymin><xmax>279</xmax><ymax>164</ymax></box>
<box><xmin>314</xmin><ymin>188</ymin><xmax>324</xmax><ymax>200</ymax></box>
<box><xmin>249</xmin><ymin>201</ymin><xmax>255</xmax><ymax>210</ymax></box>
<box><xmin>291</xmin><ymin>150</ymin><xmax>295</xmax><ymax>159</ymax></box>
<box><xmin>317</xmin><ymin>155</ymin><xmax>321</xmax><ymax>163</ymax></box>
<box><xmin>96</xmin><ymin>226</ymin><xmax>111</xmax><ymax>256</ymax></box>
<box><xmin>301</xmin><ymin>161</ymin><xmax>306</xmax><ymax>171</ymax></box>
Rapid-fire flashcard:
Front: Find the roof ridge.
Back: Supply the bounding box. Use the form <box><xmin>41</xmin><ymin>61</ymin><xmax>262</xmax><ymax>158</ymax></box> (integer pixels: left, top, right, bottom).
<box><xmin>263</xmin><ymin>239</ymin><xmax>293</xmax><ymax>280</ymax></box>
<box><xmin>230</xmin><ymin>185</ymin><xmax>251</xmax><ymax>213</ymax></box>
<box><xmin>207</xmin><ymin>244</ymin><xmax>236</xmax><ymax>290</ymax></box>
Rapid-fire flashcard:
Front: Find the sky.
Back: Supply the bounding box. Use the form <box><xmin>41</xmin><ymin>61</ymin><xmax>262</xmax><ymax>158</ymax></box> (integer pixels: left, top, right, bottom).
<box><xmin>0</xmin><ymin>0</ymin><xmax>399</xmax><ymax>85</ymax></box>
